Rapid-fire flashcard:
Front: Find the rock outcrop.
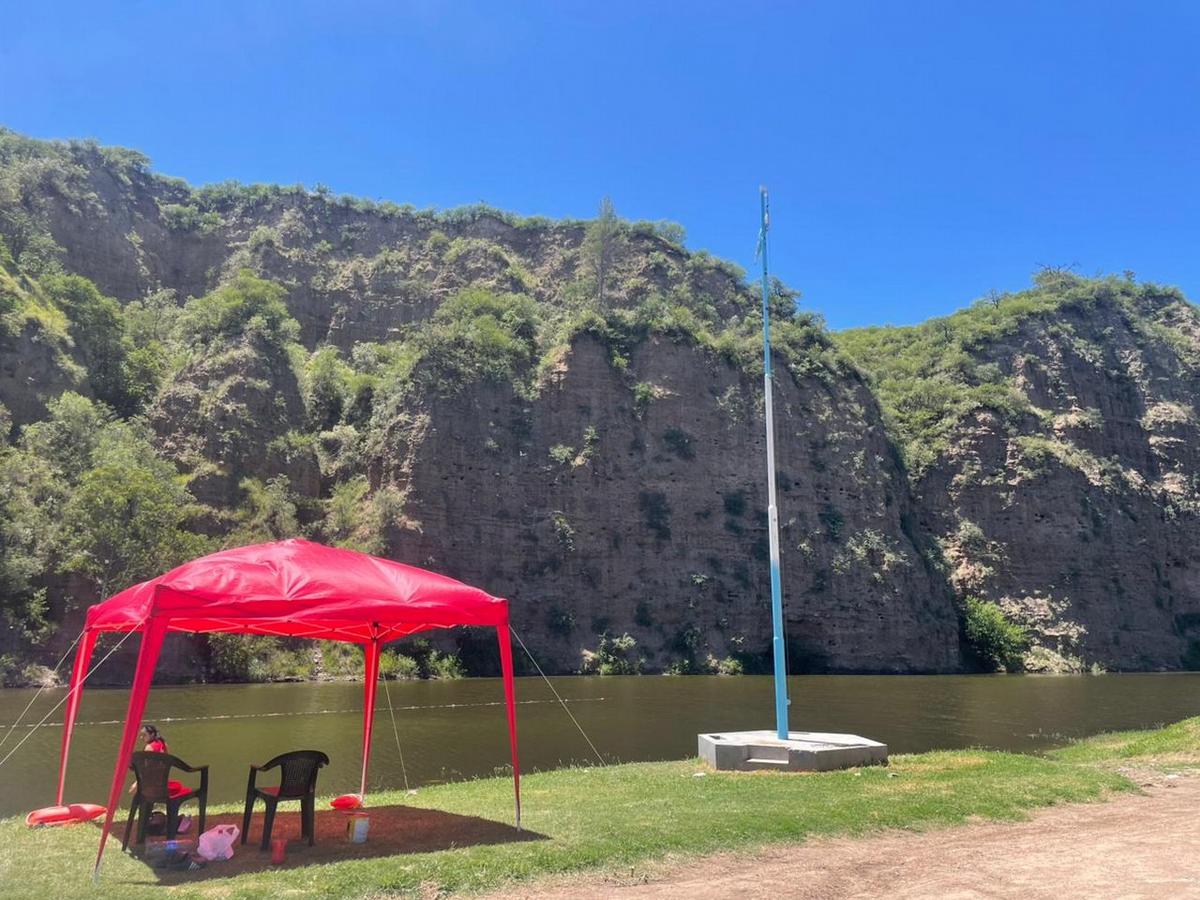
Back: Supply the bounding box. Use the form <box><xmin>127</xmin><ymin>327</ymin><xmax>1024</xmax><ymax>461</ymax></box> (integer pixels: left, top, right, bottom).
<box><xmin>904</xmin><ymin>290</ymin><xmax>1200</xmax><ymax>671</ymax></box>
<box><xmin>840</xmin><ymin>278</ymin><xmax>1200</xmax><ymax>672</ymax></box>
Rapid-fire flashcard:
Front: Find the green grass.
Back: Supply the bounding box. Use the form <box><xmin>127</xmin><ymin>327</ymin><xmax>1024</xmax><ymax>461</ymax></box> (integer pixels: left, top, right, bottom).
<box><xmin>0</xmin><ymin>742</ymin><xmax>1140</xmax><ymax>900</ymax></box>
<box><xmin>1048</xmin><ymin>716</ymin><xmax>1200</xmax><ymax>766</ymax></box>
<box><xmin>3</xmin><ymin>720</ymin><xmax>1200</xmax><ymax>900</ymax></box>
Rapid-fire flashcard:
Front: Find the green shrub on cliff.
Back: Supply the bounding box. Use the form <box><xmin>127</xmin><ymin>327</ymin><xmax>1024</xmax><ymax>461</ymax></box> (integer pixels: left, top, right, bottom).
<box><xmin>962</xmin><ymin>597</ymin><xmax>1028</xmax><ymax>672</ymax></box>
<box><xmin>159</xmin><ymin>202</ymin><xmax>222</xmax><ymax>234</ymax></box>
<box><xmin>232</xmin><ymin>475</ymin><xmax>301</xmax><ymax>543</ymax></box>
<box><xmin>423</xmin><ymin>287</ymin><xmax>540</xmax><ymax>387</ymax></box>
<box><xmin>303</xmin><ymin>346</ymin><xmax>353</xmax><ymax>430</ymax></box>
<box><xmin>41</xmin><ymin>275</ymin><xmax>146</xmax><ymax>414</ymax></box>
<box><xmin>366</xmin><ymin>287</ymin><xmax>542</xmax><ymax>401</ymax></box>
<box><xmin>179</xmin><ymin>269</ymin><xmax>299</xmax><ymax>348</ymax></box>
<box><xmin>322</xmin><ymin>475</ymin><xmax>387</xmax><ymax>554</ymax></box>
<box><xmin>582</xmin><ymin>632</ymin><xmax>643</xmax><ymax>675</ymax></box>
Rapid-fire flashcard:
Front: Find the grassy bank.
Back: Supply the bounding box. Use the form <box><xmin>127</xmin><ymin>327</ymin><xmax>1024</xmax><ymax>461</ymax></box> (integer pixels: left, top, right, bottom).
<box><xmin>7</xmin><ymin>718</ymin><xmax>1200</xmax><ymax>900</ymax></box>
<box><xmin>1048</xmin><ymin>715</ymin><xmax>1200</xmax><ymax>766</ymax></box>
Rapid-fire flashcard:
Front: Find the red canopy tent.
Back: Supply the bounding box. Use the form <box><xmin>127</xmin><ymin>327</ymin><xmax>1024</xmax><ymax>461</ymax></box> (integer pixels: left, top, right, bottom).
<box><xmin>55</xmin><ymin>539</ymin><xmax>521</xmax><ymax>875</ymax></box>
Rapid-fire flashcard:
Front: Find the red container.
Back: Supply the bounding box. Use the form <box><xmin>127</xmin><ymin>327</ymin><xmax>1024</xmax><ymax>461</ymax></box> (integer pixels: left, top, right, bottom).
<box><xmin>271</xmin><ymin>837</ymin><xmax>287</xmax><ymax>864</ymax></box>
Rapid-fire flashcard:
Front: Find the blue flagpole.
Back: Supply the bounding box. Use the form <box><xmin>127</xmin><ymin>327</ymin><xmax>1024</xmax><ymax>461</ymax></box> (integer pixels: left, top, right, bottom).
<box><xmin>758</xmin><ymin>187</ymin><xmax>790</xmax><ymax>740</ymax></box>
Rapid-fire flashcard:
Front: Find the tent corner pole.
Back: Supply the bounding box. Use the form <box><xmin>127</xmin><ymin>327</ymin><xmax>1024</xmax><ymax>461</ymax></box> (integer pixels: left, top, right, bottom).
<box><xmin>360</xmin><ymin>637</ymin><xmax>381</xmax><ymax>800</ymax></box>
<box><xmin>496</xmin><ymin>620</ymin><xmax>521</xmax><ymax>830</ymax></box>
<box><xmin>93</xmin><ymin>616</ymin><xmax>168</xmax><ymax>878</ymax></box>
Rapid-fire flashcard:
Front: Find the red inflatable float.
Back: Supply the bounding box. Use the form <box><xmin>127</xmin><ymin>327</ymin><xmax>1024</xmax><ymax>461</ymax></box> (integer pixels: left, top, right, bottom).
<box><xmin>26</xmin><ymin>803</ymin><xmax>106</xmax><ymax>827</ymax></box>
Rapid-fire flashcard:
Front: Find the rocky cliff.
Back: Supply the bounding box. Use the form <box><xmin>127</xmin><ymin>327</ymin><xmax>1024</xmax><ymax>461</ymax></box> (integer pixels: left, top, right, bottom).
<box><xmin>838</xmin><ymin>276</ymin><xmax>1200</xmax><ymax>672</ymax></box>
<box><xmin>1</xmin><ymin>129</ymin><xmax>1196</xmax><ymax>681</ymax></box>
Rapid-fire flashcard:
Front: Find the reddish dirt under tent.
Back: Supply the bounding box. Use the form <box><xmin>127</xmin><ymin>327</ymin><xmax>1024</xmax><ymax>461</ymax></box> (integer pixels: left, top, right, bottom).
<box><xmin>47</xmin><ymin>539</ymin><xmax>521</xmax><ymax>876</ymax></box>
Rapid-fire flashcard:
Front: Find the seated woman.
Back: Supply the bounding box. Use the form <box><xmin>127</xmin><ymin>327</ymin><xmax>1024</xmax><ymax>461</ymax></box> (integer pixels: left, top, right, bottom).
<box><xmin>130</xmin><ymin>724</ymin><xmax>190</xmax><ymax>818</ymax></box>
<box><xmin>141</xmin><ymin>724</ymin><xmax>168</xmax><ymax>753</ymax></box>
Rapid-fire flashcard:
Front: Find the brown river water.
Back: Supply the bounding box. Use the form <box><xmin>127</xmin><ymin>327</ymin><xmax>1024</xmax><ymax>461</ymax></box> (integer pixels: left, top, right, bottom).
<box><xmin>3</xmin><ymin>673</ymin><xmax>1200</xmax><ymax>817</ymax></box>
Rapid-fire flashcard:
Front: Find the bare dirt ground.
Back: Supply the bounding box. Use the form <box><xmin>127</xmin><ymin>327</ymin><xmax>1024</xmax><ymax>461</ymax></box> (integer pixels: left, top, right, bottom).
<box><xmin>497</xmin><ymin>770</ymin><xmax>1200</xmax><ymax>900</ymax></box>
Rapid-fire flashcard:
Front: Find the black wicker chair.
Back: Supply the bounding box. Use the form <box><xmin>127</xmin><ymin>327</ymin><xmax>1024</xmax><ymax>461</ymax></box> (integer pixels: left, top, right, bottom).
<box><xmin>241</xmin><ymin>750</ymin><xmax>330</xmax><ymax>850</ymax></box>
<box><xmin>121</xmin><ymin>751</ymin><xmax>208</xmax><ymax>850</ymax></box>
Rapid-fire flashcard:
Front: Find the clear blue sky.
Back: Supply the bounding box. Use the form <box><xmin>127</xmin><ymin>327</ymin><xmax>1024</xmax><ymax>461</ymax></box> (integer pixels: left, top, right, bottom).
<box><xmin>4</xmin><ymin>1</ymin><xmax>1198</xmax><ymax>329</ymax></box>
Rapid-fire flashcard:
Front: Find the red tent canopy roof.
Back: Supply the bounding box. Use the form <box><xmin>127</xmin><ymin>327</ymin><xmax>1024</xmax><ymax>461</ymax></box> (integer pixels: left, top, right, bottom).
<box><xmin>85</xmin><ymin>538</ymin><xmax>508</xmax><ymax>643</ymax></box>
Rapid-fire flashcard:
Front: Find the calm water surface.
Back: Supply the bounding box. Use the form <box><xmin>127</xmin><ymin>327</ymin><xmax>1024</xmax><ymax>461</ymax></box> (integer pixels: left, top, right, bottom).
<box><xmin>2</xmin><ymin>673</ymin><xmax>1200</xmax><ymax>817</ymax></box>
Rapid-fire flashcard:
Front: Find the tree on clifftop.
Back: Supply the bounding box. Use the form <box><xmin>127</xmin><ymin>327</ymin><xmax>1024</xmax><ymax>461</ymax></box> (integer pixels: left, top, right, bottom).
<box><xmin>582</xmin><ymin>197</ymin><xmax>623</xmax><ymax>309</ymax></box>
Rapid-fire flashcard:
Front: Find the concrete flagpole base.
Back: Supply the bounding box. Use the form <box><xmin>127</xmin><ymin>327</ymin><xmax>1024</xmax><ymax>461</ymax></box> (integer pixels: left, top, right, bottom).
<box><xmin>698</xmin><ymin>731</ymin><xmax>888</xmax><ymax>772</ymax></box>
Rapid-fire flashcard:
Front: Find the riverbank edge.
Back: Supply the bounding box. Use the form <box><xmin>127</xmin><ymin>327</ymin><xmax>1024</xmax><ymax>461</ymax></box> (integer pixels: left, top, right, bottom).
<box><xmin>4</xmin><ymin>717</ymin><xmax>1199</xmax><ymax>899</ymax></box>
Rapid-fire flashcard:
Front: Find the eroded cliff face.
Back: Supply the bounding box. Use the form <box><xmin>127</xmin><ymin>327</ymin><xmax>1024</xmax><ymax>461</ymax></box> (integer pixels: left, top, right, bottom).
<box><xmin>0</xmin><ymin>320</ymin><xmax>82</xmax><ymax>427</ymax></box>
<box><xmin>910</xmin><ymin>291</ymin><xmax>1200</xmax><ymax>671</ymax></box>
<box><xmin>0</xmin><ymin>268</ymin><xmax>84</xmax><ymax>428</ymax></box>
<box><xmin>372</xmin><ymin>336</ymin><xmax>959</xmax><ymax>673</ymax></box>
<box><xmin>149</xmin><ymin>335</ymin><xmax>319</xmax><ymax>507</ymax></box>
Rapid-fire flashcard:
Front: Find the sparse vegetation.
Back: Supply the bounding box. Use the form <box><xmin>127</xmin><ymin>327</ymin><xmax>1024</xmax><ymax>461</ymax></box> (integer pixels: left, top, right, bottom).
<box><xmin>835</xmin><ymin>273</ymin><xmax>1188</xmax><ymax>475</ymax></box>
<box><xmin>632</xmin><ymin>381</ymin><xmax>655</xmax><ymax>418</ymax></box>
<box><xmin>582</xmin><ymin>197</ymin><xmax>624</xmax><ymax>308</ymax></box>
<box><xmin>962</xmin><ymin>597</ymin><xmax>1029</xmax><ymax>672</ymax></box>
<box><xmin>546</xmin><ymin>606</ymin><xmax>576</xmax><ymax>638</ymax></box>
<box><xmin>582</xmin><ymin>632</ymin><xmax>642</xmax><ymax>674</ymax></box>
<box><xmin>551</xmin><ymin>511</ymin><xmax>576</xmax><ymax>550</ymax></box>
<box><xmin>638</xmin><ymin>490</ymin><xmax>672</xmax><ymax>540</ymax></box>
<box><xmin>549</xmin><ymin>444</ymin><xmax>575</xmax><ymax>465</ymax></box>
<box><xmin>818</xmin><ymin>503</ymin><xmax>844</xmax><ymax>542</ymax></box>
<box><xmin>832</xmin><ymin>529</ymin><xmax>910</xmax><ymax>582</ymax></box>
<box><xmin>661</xmin><ymin>426</ymin><xmax>695</xmax><ymax>460</ymax></box>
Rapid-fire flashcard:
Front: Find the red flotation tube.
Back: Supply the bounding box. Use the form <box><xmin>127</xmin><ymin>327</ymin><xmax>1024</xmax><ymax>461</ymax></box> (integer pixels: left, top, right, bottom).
<box><xmin>330</xmin><ymin>793</ymin><xmax>363</xmax><ymax>810</ymax></box>
<box><xmin>25</xmin><ymin>803</ymin><xmax>106</xmax><ymax>827</ymax></box>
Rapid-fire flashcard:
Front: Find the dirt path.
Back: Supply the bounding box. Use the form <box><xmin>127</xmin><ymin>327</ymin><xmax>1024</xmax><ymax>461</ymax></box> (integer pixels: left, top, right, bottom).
<box><xmin>498</xmin><ymin>770</ymin><xmax>1200</xmax><ymax>900</ymax></box>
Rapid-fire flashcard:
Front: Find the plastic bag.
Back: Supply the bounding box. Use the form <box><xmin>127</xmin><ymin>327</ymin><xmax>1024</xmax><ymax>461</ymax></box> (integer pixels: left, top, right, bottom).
<box><xmin>197</xmin><ymin>824</ymin><xmax>239</xmax><ymax>860</ymax></box>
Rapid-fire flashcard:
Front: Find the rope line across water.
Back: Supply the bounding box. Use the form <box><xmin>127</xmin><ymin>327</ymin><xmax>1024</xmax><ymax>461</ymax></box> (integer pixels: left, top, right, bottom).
<box><xmin>11</xmin><ymin>696</ymin><xmax>607</xmax><ymax>729</ymax></box>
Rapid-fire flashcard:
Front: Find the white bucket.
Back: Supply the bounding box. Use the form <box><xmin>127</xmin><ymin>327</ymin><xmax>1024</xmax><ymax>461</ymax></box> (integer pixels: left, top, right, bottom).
<box><xmin>346</xmin><ymin>812</ymin><xmax>369</xmax><ymax>843</ymax></box>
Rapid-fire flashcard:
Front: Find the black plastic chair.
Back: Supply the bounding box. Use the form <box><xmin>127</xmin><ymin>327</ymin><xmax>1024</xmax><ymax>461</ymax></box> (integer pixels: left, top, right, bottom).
<box><xmin>241</xmin><ymin>750</ymin><xmax>329</xmax><ymax>850</ymax></box>
<box><xmin>121</xmin><ymin>751</ymin><xmax>208</xmax><ymax>850</ymax></box>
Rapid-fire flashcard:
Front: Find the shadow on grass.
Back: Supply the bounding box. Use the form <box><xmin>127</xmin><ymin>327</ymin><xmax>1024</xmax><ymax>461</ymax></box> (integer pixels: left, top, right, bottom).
<box><xmin>116</xmin><ymin>805</ymin><xmax>543</xmax><ymax>884</ymax></box>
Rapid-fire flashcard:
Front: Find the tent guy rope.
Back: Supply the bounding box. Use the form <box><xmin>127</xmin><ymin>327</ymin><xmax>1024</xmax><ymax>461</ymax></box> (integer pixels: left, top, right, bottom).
<box><xmin>0</xmin><ymin>629</ymin><xmax>83</xmax><ymax>752</ymax></box>
<box><xmin>381</xmin><ymin>672</ymin><xmax>411</xmax><ymax>792</ymax></box>
<box><xmin>511</xmin><ymin>626</ymin><xmax>606</xmax><ymax>767</ymax></box>
<box><xmin>0</xmin><ymin>626</ymin><xmax>140</xmax><ymax>771</ymax></box>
